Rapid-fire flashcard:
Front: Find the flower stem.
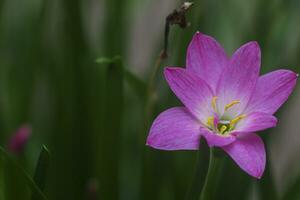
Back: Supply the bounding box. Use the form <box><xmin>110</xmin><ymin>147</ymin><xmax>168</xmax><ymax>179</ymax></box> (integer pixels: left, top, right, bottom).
<box><xmin>185</xmin><ymin>141</ymin><xmax>209</xmax><ymax>200</ymax></box>
<box><xmin>199</xmin><ymin>148</ymin><xmax>223</xmax><ymax>200</ymax></box>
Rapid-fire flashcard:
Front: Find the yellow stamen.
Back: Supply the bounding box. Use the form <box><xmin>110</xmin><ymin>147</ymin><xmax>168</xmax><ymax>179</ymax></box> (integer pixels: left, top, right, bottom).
<box><xmin>211</xmin><ymin>96</ymin><xmax>218</xmax><ymax>112</ymax></box>
<box><xmin>225</xmin><ymin>100</ymin><xmax>240</xmax><ymax>111</ymax></box>
<box><xmin>219</xmin><ymin>125</ymin><xmax>227</xmax><ymax>134</ymax></box>
<box><xmin>207</xmin><ymin>116</ymin><xmax>214</xmax><ymax>128</ymax></box>
<box><xmin>230</xmin><ymin>114</ymin><xmax>246</xmax><ymax>126</ymax></box>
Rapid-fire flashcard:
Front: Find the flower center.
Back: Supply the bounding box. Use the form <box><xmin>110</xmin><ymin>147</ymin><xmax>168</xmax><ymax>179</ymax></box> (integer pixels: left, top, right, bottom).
<box><xmin>206</xmin><ymin>96</ymin><xmax>246</xmax><ymax>135</ymax></box>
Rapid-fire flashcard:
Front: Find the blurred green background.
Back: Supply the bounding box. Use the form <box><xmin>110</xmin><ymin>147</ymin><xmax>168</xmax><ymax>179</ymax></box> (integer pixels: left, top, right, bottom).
<box><xmin>0</xmin><ymin>0</ymin><xmax>299</xmax><ymax>199</ymax></box>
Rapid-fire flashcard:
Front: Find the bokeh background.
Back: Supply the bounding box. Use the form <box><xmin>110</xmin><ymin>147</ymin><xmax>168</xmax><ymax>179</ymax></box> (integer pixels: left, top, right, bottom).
<box><xmin>0</xmin><ymin>0</ymin><xmax>300</xmax><ymax>199</ymax></box>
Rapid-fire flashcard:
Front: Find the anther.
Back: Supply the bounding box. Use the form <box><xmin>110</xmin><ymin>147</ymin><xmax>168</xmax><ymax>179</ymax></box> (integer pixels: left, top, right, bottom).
<box><xmin>207</xmin><ymin>116</ymin><xmax>214</xmax><ymax>128</ymax></box>
<box><xmin>230</xmin><ymin>114</ymin><xmax>246</xmax><ymax>126</ymax></box>
<box><xmin>225</xmin><ymin>100</ymin><xmax>240</xmax><ymax>111</ymax></box>
<box><xmin>211</xmin><ymin>96</ymin><xmax>218</xmax><ymax>112</ymax></box>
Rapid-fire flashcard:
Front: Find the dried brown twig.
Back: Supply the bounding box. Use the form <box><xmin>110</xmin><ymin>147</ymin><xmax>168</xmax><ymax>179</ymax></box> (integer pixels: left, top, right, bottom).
<box><xmin>145</xmin><ymin>2</ymin><xmax>194</xmax><ymax>126</ymax></box>
<box><xmin>161</xmin><ymin>1</ymin><xmax>194</xmax><ymax>59</ymax></box>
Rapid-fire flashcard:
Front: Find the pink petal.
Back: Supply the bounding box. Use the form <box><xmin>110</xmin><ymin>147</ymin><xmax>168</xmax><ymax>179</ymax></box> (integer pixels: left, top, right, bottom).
<box><xmin>164</xmin><ymin>67</ymin><xmax>214</xmax><ymax>123</ymax></box>
<box><xmin>186</xmin><ymin>32</ymin><xmax>228</xmax><ymax>91</ymax></box>
<box><xmin>146</xmin><ymin>107</ymin><xmax>202</xmax><ymax>150</ymax></box>
<box><xmin>232</xmin><ymin>112</ymin><xmax>277</xmax><ymax>135</ymax></box>
<box><xmin>245</xmin><ymin>69</ymin><xmax>298</xmax><ymax>114</ymax></box>
<box><xmin>201</xmin><ymin>127</ymin><xmax>236</xmax><ymax>147</ymax></box>
<box><xmin>222</xmin><ymin>134</ymin><xmax>266</xmax><ymax>178</ymax></box>
<box><xmin>216</xmin><ymin>42</ymin><xmax>261</xmax><ymax>116</ymax></box>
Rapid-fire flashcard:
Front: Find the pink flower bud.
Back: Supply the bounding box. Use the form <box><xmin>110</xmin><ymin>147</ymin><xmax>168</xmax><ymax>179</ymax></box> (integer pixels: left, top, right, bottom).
<box><xmin>8</xmin><ymin>125</ymin><xmax>31</xmax><ymax>154</ymax></box>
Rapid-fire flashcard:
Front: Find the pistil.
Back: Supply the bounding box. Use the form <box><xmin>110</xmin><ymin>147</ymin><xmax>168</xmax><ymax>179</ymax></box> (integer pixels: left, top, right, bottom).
<box><xmin>207</xmin><ymin>97</ymin><xmax>246</xmax><ymax>135</ymax></box>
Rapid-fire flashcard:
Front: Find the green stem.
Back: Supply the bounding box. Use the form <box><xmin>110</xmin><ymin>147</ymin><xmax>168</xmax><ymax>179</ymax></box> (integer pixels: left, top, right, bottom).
<box><xmin>185</xmin><ymin>141</ymin><xmax>209</xmax><ymax>200</ymax></box>
<box><xmin>199</xmin><ymin>148</ymin><xmax>223</xmax><ymax>200</ymax></box>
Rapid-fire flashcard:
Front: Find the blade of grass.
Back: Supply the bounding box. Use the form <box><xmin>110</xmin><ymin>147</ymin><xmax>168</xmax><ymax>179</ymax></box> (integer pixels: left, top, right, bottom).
<box><xmin>31</xmin><ymin>145</ymin><xmax>50</xmax><ymax>200</ymax></box>
<box><xmin>95</xmin><ymin>56</ymin><xmax>124</xmax><ymax>200</ymax></box>
<box><xmin>0</xmin><ymin>154</ymin><xmax>4</xmax><ymax>199</ymax></box>
<box><xmin>4</xmin><ymin>154</ymin><xmax>30</xmax><ymax>200</ymax></box>
<box><xmin>0</xmin><ymin>146</ymin><xmax>48</xmax><ymax>200</ymax></box>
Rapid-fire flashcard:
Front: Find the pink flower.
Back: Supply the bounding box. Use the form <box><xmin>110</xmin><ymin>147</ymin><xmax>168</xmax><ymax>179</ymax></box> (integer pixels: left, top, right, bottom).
<box><xmin>146</xmin><ymin>32</ymin><xmax>298</xmax><ymax>178</ymax></box>
<box><xmin>8</xmin><ymin>125</ymin><xmax>31</xmax><ymax>154</ymax></box>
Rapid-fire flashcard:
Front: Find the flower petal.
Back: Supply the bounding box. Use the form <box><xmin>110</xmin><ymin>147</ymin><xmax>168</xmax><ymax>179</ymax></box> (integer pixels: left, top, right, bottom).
<box><xmin>245</xmin><ymin>69</ymin><xmax>298</xmax><ymax>114</ymax></box>
<box><xmin>146</xmin><ymin>107</ymin><xmax>202</xmax><ymax>150</ymax></box>
<box><xmin>216</xmin><ymin>42</ymin><xmax>261</xmax><ymax>116</ymax></box>
<box><xmin>222</xmin><ymin>134</ymin><xmax>266</xmax><ymax>178</ymax></box>
<box><xmin>201</xmin><ymin>127</ymin><xmax>236</xmax><ymax>147</ymax></box>
<box><xmin>233</xmin><ymin>112</ymin><xmax>277</xmax><ymax>135</ymax></box>
<box><xmin>186</xmin><ymin>32</ymin><xmax>228</xmax><ymax>91</ymax></box>
<box><xmin>164</xmin><ymin>67</ymin><xmax>214</xmax><ymax>123</ymax></box>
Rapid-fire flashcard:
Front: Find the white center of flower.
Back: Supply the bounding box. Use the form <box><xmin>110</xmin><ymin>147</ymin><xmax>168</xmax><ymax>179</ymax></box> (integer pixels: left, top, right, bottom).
<box><xmin>206</xmin><ymin>96</ymin><xmax>246</xmax><ymax>135</ymax></box>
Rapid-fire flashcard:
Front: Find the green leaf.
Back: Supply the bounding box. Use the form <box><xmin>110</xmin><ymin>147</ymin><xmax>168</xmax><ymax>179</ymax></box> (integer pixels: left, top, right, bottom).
<box><xmin>96</xmin><ymin>56</ymin><xmax>121</xmax><ymax>65</ymax></box>
<box><xmin>0</xmin><ymin>146</ymin><xmax>48</xmax><ymax>200</ymax></box>
<box><xmin>96</xmin><ymin>57</ymin><xmax>115</xmax><ymax>65</ymax></box>
<box><xmin>32</xmin><ymin>145</ymin><xmax>50</xmax><ymax>200</ymax></box>
<box><xmin>95</xmin><ymin>55</ymin><xmax>124</xmax><ymax>200</ymax></box>
<box><xmin>4</xmin><ymin>155</ymin><xmax>30</xmax><ymax>200</ymax></box>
